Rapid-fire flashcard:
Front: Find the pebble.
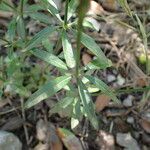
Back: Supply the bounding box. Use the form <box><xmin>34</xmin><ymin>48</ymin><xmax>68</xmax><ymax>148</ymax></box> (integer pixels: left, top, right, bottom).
<box><xmin>107</xmin><ymin>74</ymin><xmax>116</xmax><ymax>83</ymax></box>
<box><xmin>123</xmin><ymin>95</ymin><xmax>133</xmax><ymax>107</ymax></box>
<box><xmin>127</xmin><ymin>116</ymin><xmax>134</xmax><ymax>124</ymax></box>
<box><xmin>116</xmin><ymin>132</ymin><xmax>140</xmax><ymax>150</ymax></box>
<box><xmin>0</xmin><ymin>131</ymin><xmax>22</xmax><ymax>150</ymax></box>
<box><xmin>117</xmin><ymin>75</ymin><xmax>125</xmax><ymax>86</ymax></box>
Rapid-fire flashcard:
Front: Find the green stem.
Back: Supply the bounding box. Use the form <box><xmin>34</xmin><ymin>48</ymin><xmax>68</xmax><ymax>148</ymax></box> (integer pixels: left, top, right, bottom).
<box><xmin>20</xmin><ymin>0</ymin><xmax>24</xmax><ymax>18</ymax></box>
<box><xmin>64</xmin><ymin>0</ymin><xmax>69</xmax><ymax>27</ymax></box>
<box><xmin>91</xmin><ymin>86</ymin><xmax>150</xmax><ymax>96</ymax></box>
<box><xmin>75</xmin><ymin>2</ymin><xmax>86</xmax><ymax>84</ymax></box>
<box><xmin>143</xmin><ymin>37</ymin><xmax>149</xmax><ymax>75</ymax></box>
<box><xmin>116</xmin><ymin>86</ymin><xmax>150</xmax><ymax>94</ymax></box>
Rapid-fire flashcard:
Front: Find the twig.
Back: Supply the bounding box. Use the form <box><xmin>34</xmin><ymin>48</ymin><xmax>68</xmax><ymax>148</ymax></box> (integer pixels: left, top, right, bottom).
<box><xmin>21</xmin><ymin>99</ymin><xmax>30</xmax><ymax>146</ymax></box>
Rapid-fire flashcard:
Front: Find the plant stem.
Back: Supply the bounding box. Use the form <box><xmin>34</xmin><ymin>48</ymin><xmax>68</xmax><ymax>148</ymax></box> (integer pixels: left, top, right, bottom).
<box><xmin>75</xmin><ymin>1</ymin><xmax>87</xmax><ymax>83</ymax></box>
<box><xmin>20</xmin><ymin>0</ymin><xmax>24</xmax><ymax>18</ymax></box>
<box><xmin>143</xmin><ymin>37</ymin><xmax>149</xmax><ymax>75</ymax></box>
<box><xmin>116</xmin><ymin>86</ymin><xmax>150</xmax><ymax>94</ymax></box>
<box><xmin>64</xmin><ymin>0</ymin><xmax>69</xmax><ymax>27</ymax></box>
<box><xmin>91</xmin><ymin>86</ymin><xmax>150</xmax><ymax>96</ymax></box>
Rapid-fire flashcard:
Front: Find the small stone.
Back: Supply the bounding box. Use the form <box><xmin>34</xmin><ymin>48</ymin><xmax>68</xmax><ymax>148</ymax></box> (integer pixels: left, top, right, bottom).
<box><xmin>117</xmin><ymin>75</ymin><xmax>125</xmax><ymax>86</ymax></box>
<box><xmin>116</xmin><ymin>132</ymin><xmax>140</xmax><ymax>150</ymax></box>
<box><xmin>127</xmin><ymin>117</ymin><xmax>134</xmax><ymax>124</ymax></box>
<box><xmin>123</xmin><ymin>95</ymin><xmax>133</xmax><ymax>107</ymax></box>
<box><xmin>141</xmin><ymin>111</ymin><xmax>150</xmax><ymax>122</ymax></box>
<box><xmin>107</xmin><ymin>74</ymin><xmax>116</xmax><ymax>83</ymax></box>
<box><xmin>0</xmin><ymin>131</ymin><xmax>22</xmax><ymax>150</ymax></box>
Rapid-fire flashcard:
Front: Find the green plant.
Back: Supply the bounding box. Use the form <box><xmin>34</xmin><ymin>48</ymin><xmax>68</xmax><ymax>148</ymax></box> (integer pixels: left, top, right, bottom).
<box><xmin>117</xmin><ymin>0</ymin><xmax>150</xmax><ymax>109</ymax></box>
<box><xmin>0</xmin><ymin>0</ymin><xmax>119</xmax><ymax>130</ymax></box>
<box><xmin>117</xmin><ymin>0</ymin><xmax>150</xmax><ymax>74</ymax></box>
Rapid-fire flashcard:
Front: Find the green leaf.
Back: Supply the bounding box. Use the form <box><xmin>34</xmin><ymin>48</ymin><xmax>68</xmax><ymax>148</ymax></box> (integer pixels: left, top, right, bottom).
<box><xmin>24</xmin><ymin>26</ymin><xmax>56</xmax><ymax>51</ymax></box>
<box><xmin>85</xmin><ymin>76</ymin><xmax>120</xmax><ymax>103</ymax></box>
<box><xmin>83</xmin><ymin>18</ymin><xmax>100</xmax><ymax>31</ymax></box>
<box><xmin>7</xmin><ymin>57</ymin><xmax>20</xmax><ymax>78</ymax></box>
<box><xmin>117</xmin><ymin>0</ymin><xmax>132</xmax><ymax>17</ymax></box>
<box><xmin>25</xmin><ymin>4</ymin><xmax>43</xmax><ymax>13</ymax></box>
<box><xmin>7</xmin><ymin>17</ymin><xmax>16</xmax><ymax>41</ymax></box>
<box><xmin>31</xmin><ymin>49</ymin><xmax>68</xmax><ymax>70</ymax></box>
<box><xmin>42</xmin><ymin>0</ymin><xmax>62</xmax><ymax>22</ymax></box>
<box><xmin>71</xmin><ymin>98</ymin><xmax>81</xmax><ymax>129</ymax></box>
<box><xmin>135</xmin><ymin>14</ymin><xmax>147</xmax><ymax>39</ymax></box>
<box><xmin>87</xmin><ymin>58</ymin><xmax>112</xmax><ymax>70</ymax></box>
<box><xmin>80</xmin><ymin>32</ymin><xmax>111</xmax><ymax>67</ymax></box>
<box><xmin>78</xmin><ymin>80</ymin><xmax>98</xmax><ymax>130</ymax></box>
<box><xmin>16</xmin><ymin>16</ymin><xmax>26</xmax><ymax>40</ymax></box>
<box><xmin>24</xmin><ymin>75</ymin><xmax>71</xmax><ymax>109</ymax></box>
<box><xmin>9</xmin><ymin>84</ymin><xmax>29</xmax><ymax>97</ymax></box>
<box><xmin>72</xmin><ymin>97</ymin><xmax>81</xmax><ymax>119</ymax></box>
<box><xmin>68</xmin><ymin>0</ymin><xmax>79</xmax><ymax>21</ymax></box>
<box><xmin>29</xmin><ymin>12</ymin><xmax>51</xmax><ymax>24</ymax></box>
<box><xmin>0</xmin><ymin>1</ymin><xmax>15</xmax><ymax>11</ymax></box>
<box><xmin>50</xmin><ymin>97</ymin><xmax>74</xmax><ymax>114</ymax></box>
<box><xmin>42</xmin><ymin>39</ymin><xmax>54</xmax><ymax>53</ymax></box>
<box><xmin>62</xmin><ymin>30</ymin><xmax>76</xmax><ymax>68</ymax></box>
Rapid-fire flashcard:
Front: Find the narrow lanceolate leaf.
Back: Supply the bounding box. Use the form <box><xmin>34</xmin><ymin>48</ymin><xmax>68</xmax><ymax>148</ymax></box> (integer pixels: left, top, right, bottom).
<box><xmin>29</xmin><ymin>12</ymin><xmax>51</xmax><ymax>24</ymax></box>
<box><xmin>25</xmin><ymin>4</ymin><xmax>43</xmax><ymax>13</ymax></box>
<box><xmin>24</xmin><ymin>75</ymin><xmax>71</xmax><ymax>109</ymax></box>
<box><xmin>85</xmin><ymin>76</ymin><xmax>120</xmax><ymax>103</ymax></box>
<box><xmin>42</xmin><ymin>0</ymin><xmax>62</xmax><ymax>22</ymax></box>
<box><xmin>31</xmin><ymin>49</ymin><xmax>68</xmax><ymax>70</ymax></box>
<box><xmin>117</xmin><ymin>0</ymin><xmax>132</xmax><ymax>17</ymax></box>
<box><xmin>17</xmin><ymin>16</ymin><xmax>26</xmax><ymax>40</ymax></box>
<box><xmin>71</xmin><ymin>98</ymin><xmax>81</xmax><ymax>129</ymax></box>
<box><xmin>135</xmin><ymin>14</ymin><xmax>146</xmax><ymax>39</ymax></box>
<box><xmin>87</xmin><ymin>58</ymin><xmax>112</xmax><ymax>70</ymax></box>
<box><xmin>7</xmin><ymin>17</ymin><xmax>16</xmax><ymax>41</ymax></box>
<box><xmin>24</xmin><ymin>26</ymin><xmax>56</xmax><ymax>51</ymax></box>
<box><xmin>80</xmin><ymin>32</ymin><xmax>111</xmax><ymax>67</ymax></box>
<box><xmin>67</xmin><ymin>0</ymin><xmax>79</xmax><ymax>21</ymax></box>
<box><xmin>78</xmin><ymin>80</ymin><xmax>99</xmax><ymax>130</ymax></box>
<box><xmin>62</xmin><ymin>30</ymin><xmax>76</xmax><ymax>68</ymax></box>
<box><xmin>42</xmin><ymin>39</ymin><xmax>53</xmax><ymax>53</ymax></box>
<box><xmin>50</xmin><ymin>97</ymin><xmax>74</xmax><ymax>114</ymax></box>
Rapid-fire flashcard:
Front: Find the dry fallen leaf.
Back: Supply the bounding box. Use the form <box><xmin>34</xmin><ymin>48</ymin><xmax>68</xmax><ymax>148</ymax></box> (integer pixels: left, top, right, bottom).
<box><xmin>100</xmin><ymin>0</ymin><xmax>120</xmax><ymax>11</ymax></box>
<box><xmin>57</xmin><ymin>128</ymin><xmax>83</xmax><ymax>150</ymax></box>
<box><xmin>49</xmin><ymin>124</ymin><xmax>63</xmax><ymax>150</ymax></box>
<box><xmin>95</xmin><ymin>94</ymin><xmax>110</xmax><ymax>112</ymax></box>
<box><xmin>88</xmin><ymin>0</ymin><xmax>104</xmax><ymax>16</ymax></box>
<box><xmin>82</xmin><ymin>52</ymin><xmax>92</xmax><ymax>65</ymax></box>
<box><xmin>36</xmin><ymin>119</ymin><xmax>63</xmax><ymax>150</ymax></box>
<box><xmin>135</xmin><ymin>77</ymin><xmax>148</xmax><ymax>87</ymax></box>
<box><xmin>96</xmin><ymin>130</ymin><xmax>115</xmax><ymax>150</ymax></box>
<box><xmin>36</xmin><ymin>119</ymin><xmax>48</xmax><ymax>141</ymax></box>
<box><xmin>139</xmin><ymin>119</ymin><xmax>150</xmax><ymax>134</ymax></box>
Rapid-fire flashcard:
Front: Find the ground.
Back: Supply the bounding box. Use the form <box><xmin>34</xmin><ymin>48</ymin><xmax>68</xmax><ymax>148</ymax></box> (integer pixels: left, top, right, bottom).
<box><xmin>0</xmin><ymin>0</ymin><xmax>150</xmax><ymax>149</ymax></box>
